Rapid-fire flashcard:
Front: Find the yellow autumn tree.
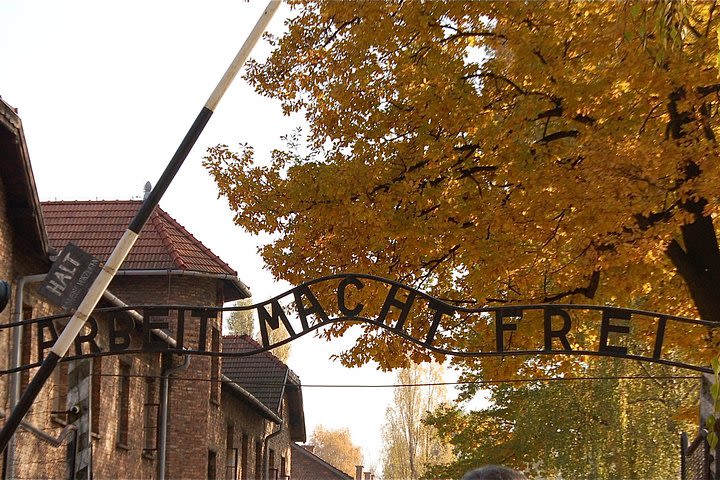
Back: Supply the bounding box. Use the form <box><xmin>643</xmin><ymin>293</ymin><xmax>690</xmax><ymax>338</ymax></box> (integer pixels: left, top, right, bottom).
<box><xmin>204</xmin><ymin>1</ymin><xmax>720</xmax><ymax>372</ymax></box>
<box><xmin>308</xmin><ymin>425</ymin><xmax>363</xmax><ymax>476</ymax></box>
<box><xmin>380</xmin><ymin>363</ymin><xmax>454</xmax><ymax>480</ymax></box>
<box><xmin>226</xmin><ymin>298</ymin><xmax>291</xmax><ymax>362</ymax></box>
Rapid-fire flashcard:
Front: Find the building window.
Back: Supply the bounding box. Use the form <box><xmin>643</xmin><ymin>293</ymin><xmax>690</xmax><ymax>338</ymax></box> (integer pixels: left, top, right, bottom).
<box><xmin>280</xmin><ymin>455</ymin><xmax>287</xmax><ymax>479</ymax></box>
<box><xmin>207</xmin><ymin>449</ymin><xmax>217</xmax><ymax>480</ymax></box>
<box><xmin>51</xmin><ymin>361</ymin><xmax>68</xmax><ymax>424</ymax></box>
<box><xmin>226</xmin><ymin>424</ymin><xmax>237</xmax><ymax>480</ymax></box>
<box><xmin>241</xmin><ymin>433</ymin><xmax>249</xmax><ymax>480</ymax></box>
<box><xmin>254</xmin><ymin>441</ymin><xmax>262</xmax><ymax>480</ymax></box>
<box><xmin>91</xmin><ymin>357</ymin><xmax>102</xmax><ymax>436</ymax></box>
<box><xmin>268</xmin><ymin>449</ymin><xmax>276</xmax><ymax>480</ymax></box>
<box><xmin>143</xmin><ymin>377</ymin><xmax>159</xmax><ymax>455</ymax></box>
<box><xmin>117</xmin><ymin>361</ymin><xmax>131</xmax><ymax>448</ymax></box>
<box><xmin>210</xmin><ymin>327</ymin><xmax>220</xmax><ymax>405</ymax></box>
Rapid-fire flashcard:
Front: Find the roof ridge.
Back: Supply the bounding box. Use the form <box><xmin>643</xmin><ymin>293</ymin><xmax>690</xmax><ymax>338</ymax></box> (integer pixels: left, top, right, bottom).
<box><xmin>41</xmin><ymin>199</ymin><xmax>142</xmax><ymax>204</ymax></box>
<box><xmin>221</xmin><ymin>334</ymin><xmax>250</xmax><ymax>340</ymax></box>
<box><xmin>151</xmin><ymin>208</ymin><xmax>187</xmax><ymax>270</ymax></box>
<box><xmin>39</xmin><ymin>200</ymin><xmax>246</xmax><ymax>299</ymax></box>
<box><xmin>154</xmin><ymin>207</ymin><xmax>236</xmax><ymax>275</ymax></box>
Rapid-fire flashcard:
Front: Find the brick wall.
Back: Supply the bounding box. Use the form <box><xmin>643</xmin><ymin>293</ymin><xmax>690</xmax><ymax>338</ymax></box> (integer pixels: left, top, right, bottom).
<box><xmin>292</xmin><ymin>448</ymin><xmax>333</xmax><ymax>480</ymax></box>
<box><xmin>89</xmin><ymin>350</ymin><xmax>161</xmax><ymax>480</ymax></box>
<box><xmin>111</xmin><ymin>274</ymin><xmax>225</xmax><ymax>479</ymax></box>
<box><xmin>290</xmin><ymin>449</ymin><xmax>317</xmax><ymax>480</ymax></box>
<box><xmin>0</xmin><ymin>174</ymin><xmax>12</xmax><ymax>418</ymax></box>
<box><xmin>267</xmin><ymin>397</ymin><xmax>293</xmax><ymax>479</ymax></box>
<box><xmin>220</xmin><ymin>385</ymin><xmax>270</xmax><ymax>480</ymax></box>
<box><xmin>10</xmin><ymin>288</ymin><xmax>69</xmax><ymax>480</ymax></box>
<box><xmin>12</xmin><ymin>296</ymin><xmax>164</xmax><ymax>479</ymax></box>
<box><xmin>0</xmin><ymin>172</ymin><xmax>72</xmax><ymax>479</ymax></box>
<box><xmin>1</xmin><ymin>172</ymin><xmax>296</xmax><ymax>479</ymax></box>
<box><xmin>0</xmin><ymin>255</ymin><xmax>228</xmax><ymax>479</ymax></box>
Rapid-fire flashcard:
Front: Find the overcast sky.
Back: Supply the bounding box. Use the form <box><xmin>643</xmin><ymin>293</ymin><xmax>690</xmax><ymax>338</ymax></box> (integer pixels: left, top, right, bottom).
<box><xmin>0</xmin><ymin>1</ymin><xmax>483</xmax><ymax>470</ymax></box>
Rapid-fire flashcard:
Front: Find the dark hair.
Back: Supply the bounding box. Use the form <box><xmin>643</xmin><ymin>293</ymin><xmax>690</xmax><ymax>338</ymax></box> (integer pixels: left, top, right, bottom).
<box><xmin>461</xmin><ymin>465</ymin><xmax>527</xmax><ymax>480</ymax></box>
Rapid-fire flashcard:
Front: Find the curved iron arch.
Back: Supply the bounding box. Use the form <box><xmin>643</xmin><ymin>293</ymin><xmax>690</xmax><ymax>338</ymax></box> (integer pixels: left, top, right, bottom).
<box><xmin>2</xmin><ymin>273</ymin><xmax>716</xmax><ymax>375</ymax></box>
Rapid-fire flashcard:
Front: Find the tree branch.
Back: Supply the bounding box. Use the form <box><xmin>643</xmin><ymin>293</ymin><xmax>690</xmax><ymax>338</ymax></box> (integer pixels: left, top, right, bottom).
<box><xmin>542</xmin><ymin>270</ymin><xmax>600</xmax><ymax>303</ymax></box>
<box><xmin>697</xmin><ymin>83</ymin><xmax>720</xmax><ymax>98</ymax></box>
<box><xmin>536</xmin><ymin>130</ymin><xmax>579</xmax><ymax>143</ymax></box>
<box><xmin>665</xmin><ymin>207</ymin><xmax>720</xmax><ymax>324</ymax></box>
<box><xmin>322</xmin><ymin>17</ymin><xmax>360</xmax><ymax>47</ymax></box>
<box><xmin>463</xmin><ymin>72</ymin><xmax>528</xmax><ymax>95</ymax></box>
<box><xmin>437</xmin><ymin>23</ymin><xmax>506</xmax><ymax>43</ymax></box>
<box><xmin>417</xmin><ymin>244</ymin><xmax>461</xmax><ymax>288</ymax></box>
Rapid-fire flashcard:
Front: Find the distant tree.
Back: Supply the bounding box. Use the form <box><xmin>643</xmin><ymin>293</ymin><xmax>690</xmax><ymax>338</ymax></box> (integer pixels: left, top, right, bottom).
<box><xmin>226</xmin><ymin>298</ymin><xmax>255</xmax><ymax>335</ymax></box>
<box><xmin>424</xmin><ymin>358</ymin><xmax>696</xmax><ymax>479</ymax></box>
<box><xmin>309</xmin><ymin>425</ymin><xmax>363</xmax><ymax>476</ymax></box>
<box><xmin>225</xmin><ymin>298</ymin><xmax>291</xmax><ymax>363</ymax></box>
<box><xmin>380</xmin><ymin>363</ymin><xmax>453</xmax><ymax>480</ymax></box>
<box><xmin>265</xmin><ymin>327</ymin><xmax>291</xmax><ymax>364</ymax></box>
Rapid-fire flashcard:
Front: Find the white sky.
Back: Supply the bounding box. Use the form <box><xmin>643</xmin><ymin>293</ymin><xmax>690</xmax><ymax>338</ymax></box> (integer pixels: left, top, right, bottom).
<box><xmin>0</xmin><ymin>1</ymin><xmax>483</xmax><ymax>470</ymax></box>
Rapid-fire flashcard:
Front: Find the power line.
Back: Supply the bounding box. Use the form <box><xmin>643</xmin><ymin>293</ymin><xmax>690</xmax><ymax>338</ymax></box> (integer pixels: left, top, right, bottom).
<box><xmin>94</xmin><ymin>372</ymin><xmax>699</xmax><ymax>387</ymax></box>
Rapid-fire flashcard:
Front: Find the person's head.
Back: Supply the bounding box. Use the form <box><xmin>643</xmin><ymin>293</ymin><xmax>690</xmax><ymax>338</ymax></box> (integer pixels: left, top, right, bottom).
<box><xmin>461</xmin><ymin>465</ymin><xmax>527</xmax><ymax>480</ymax></box>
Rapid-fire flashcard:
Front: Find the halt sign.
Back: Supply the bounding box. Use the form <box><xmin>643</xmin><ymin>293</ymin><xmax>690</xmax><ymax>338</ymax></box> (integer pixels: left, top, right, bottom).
<box><xmin>39</xmin><ymin>243</ymin><xmax>102</xmax><ymax>311</ymax></box>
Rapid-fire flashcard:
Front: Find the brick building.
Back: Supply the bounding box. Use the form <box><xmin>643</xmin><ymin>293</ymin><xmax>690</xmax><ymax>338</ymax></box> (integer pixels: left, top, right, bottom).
<box><xmin>1</xmin><ymin>96</ymin><xmax>59</xmax><ymax>479</ymax></box>
<box><xmin>0</xmin><ymin>96</ymin><xmax>307</xmax><ymax>479</ymax></box>
<box><xmin>222</xmin><ymin>335</ymin><xmax>305</xmax><ymax>480</ymax></box>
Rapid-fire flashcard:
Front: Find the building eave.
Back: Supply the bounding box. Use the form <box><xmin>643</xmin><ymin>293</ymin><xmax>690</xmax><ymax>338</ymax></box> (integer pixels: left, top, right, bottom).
<box><xmin>0</xmin><ymin>97</ymin><xmax>49</xmax><ymax>259</ymax></box>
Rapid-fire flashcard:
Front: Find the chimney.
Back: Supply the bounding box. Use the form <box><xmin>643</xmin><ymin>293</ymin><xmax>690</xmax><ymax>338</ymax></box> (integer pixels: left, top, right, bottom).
<box><xmin>355</xmin><ymin>466</ymin><xmax>363</xmax><ymax>480</ymax></box>
<box><xmin>364</xmin><ymin>473</ymin><xmax>372</xmax><ymax>480</ymax></box>
<box><xmin>302</xmin><ymin>444</ymin><xmax>315</xmax><ymax>454</ymax></box>
<box><xmin>143</xmin><ymin>181</ymin><xmax>152</xmax><ymax>200</ymax></box>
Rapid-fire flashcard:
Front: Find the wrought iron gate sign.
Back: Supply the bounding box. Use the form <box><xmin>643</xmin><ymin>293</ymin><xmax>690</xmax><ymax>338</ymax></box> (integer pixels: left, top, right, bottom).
<box><xmin>38</xmin><ymin>243</ymin><xmax>101</xmax><ymax>311</ymax></box>
<box><xmin>2</xmin><ymin>274</ymin><xmax>716</xmax><ymax>375</ymax></box>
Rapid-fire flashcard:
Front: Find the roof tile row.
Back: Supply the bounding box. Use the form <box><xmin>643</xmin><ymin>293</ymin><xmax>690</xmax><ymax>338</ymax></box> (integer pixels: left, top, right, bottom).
<box><xmin>41</xmin><ymin>200</ymin><xmax>236</xmax><ymax>275</ymax></box>
<box><xmin>222</xmin><ymin>334</ymin><xmax>298</xmax><ymax>414</ymax></box>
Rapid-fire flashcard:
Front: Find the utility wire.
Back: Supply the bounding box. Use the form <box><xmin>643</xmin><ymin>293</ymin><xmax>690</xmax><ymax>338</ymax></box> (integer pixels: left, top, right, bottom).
<box><xmin>93</xmin><ymin>372</ymin><xmax>699</xmax><ymax>386</ymax></box>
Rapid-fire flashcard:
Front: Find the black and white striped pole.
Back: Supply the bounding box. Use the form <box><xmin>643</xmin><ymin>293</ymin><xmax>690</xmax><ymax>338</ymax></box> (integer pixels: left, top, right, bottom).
<box><xmin>0</xmin><ymin>0</ymin><xmax>281</xmax><ymax>453</ymax></box>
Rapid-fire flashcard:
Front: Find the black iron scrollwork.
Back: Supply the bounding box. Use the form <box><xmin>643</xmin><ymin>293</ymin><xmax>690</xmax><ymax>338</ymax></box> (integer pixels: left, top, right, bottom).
<box><xmin>1</xmin><ymin>273</ymin><xmax>716</xmax><ymax>375</ymax></box>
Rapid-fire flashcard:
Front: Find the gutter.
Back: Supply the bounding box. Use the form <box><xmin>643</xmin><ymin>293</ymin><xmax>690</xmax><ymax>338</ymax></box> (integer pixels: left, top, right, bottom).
<box><xmin>221</xmin><ymin>376</ymin><xmax>282</xmax><ymax>424</ymax></box>
<box><xmin>158</xmin><ymin>355</ymin><xmax>190</xmax><ymax>480</ymax></box>
<box><xmin>113</xmin><ymin>269</ymin><xmax>251</xmax><ymax>299</ymax></box>
<box><xmin>263</xmin><ymin>422</ymin><xmax>284</xmax><ymax>480</ymax></box>
<box><xmin>6</xmin><ymin>273</ymin><xmax>47</xmax><ymax>480</ymax></box>
<box><xmin>263</xmin><ymin>369</ymin><xmax>288</xmax><ymax>480</ymax></box>
<box><xmin>0</xmin><ymin>409</ymin><xmax>76</xmax><ymax>448</ymax></box>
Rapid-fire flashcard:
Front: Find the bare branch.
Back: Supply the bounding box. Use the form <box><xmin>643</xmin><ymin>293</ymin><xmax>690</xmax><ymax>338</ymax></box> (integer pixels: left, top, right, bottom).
<box><xmin>542</xmin><ymin>270</ymin><xmax>600</xmax><ymax>303</ymax></box>
<box><xmin>463</xmin><ymin>72</ymin><xmax>528</xmax><ymax>95</ymax></box>
<box><xmin>323</xmin><ymin>17</ymin><xmax>360</xmax><ymax>48</ymax></box>
<box><xmin>536</xmin><ymin>130</ymin><xmax>579</xmax><ymax>143</ymax></box>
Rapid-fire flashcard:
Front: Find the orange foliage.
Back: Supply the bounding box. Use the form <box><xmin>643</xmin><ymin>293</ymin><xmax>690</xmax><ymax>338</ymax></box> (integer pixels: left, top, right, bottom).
<box><xmin>205</xmin><ymin>1</ymin><xmax>720</xmax><ymax>372</ymax></box>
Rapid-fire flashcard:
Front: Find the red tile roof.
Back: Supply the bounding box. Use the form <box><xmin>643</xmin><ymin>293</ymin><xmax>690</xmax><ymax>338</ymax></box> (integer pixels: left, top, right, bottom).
<box><xmin>222</xmin><ymin>334</ymin><xmax>292</xmax><ymax>412</ymax></box>
<box><xmin>223</xmin><ymin>334</ymin><xmax>306</xmax><ymax>442</ymax></box>
<box><xmin>41</xmin><ymin>200</ymin><xmax>236</xmax><ymax>275</ymax></box>
<box><xmin>290</xmin><ymin>443</ymin><xmax>353</xmax><ymax>480</ymax></box>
